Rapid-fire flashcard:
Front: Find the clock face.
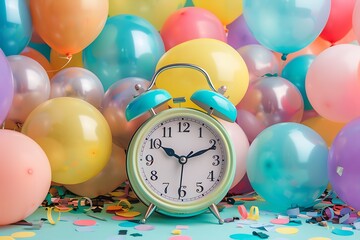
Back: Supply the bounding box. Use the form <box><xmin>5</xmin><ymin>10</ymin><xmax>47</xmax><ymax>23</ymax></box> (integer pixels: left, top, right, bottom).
<box><xmin>127</xmin><ymin>108</ymin><xmax>235</xmax><ymax>216</ymax></box>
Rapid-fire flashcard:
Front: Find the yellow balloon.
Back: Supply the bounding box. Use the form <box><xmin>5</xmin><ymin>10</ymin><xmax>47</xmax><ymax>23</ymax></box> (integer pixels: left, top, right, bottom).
<box><xmin>109</xmin><ymin>0</ymin><xmax>186</xmax><ymax>30</ymax></box>
<box><xmin>156</xmin><ymin>38</ymin><xmax>249</xmax><ymax>109</ymax></box>
<box><xmin>50</xmin><ymin>49</ymin><xmax>83</xmax><ymax>74</ymax></box>
<box><xmin>22</xmin><ymin>97</ymin><xmax>112</xmax><ymax>184</ymax></box>
<box><xmin>301</xmin><ymin>116</ymin><xmax>346</xmax><ymax>147</ymax></box>
<box><xmin>193</xmin><ymin>0</ymin><xmax>243</xmax><ymax>25</ymax></box>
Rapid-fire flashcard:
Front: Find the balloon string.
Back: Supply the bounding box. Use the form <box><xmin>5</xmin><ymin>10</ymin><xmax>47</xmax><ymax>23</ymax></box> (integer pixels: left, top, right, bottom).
<box><xmin>47</xmin><ymin>54</ymin><xmax>73</xmax><ymax>73</ymax></box>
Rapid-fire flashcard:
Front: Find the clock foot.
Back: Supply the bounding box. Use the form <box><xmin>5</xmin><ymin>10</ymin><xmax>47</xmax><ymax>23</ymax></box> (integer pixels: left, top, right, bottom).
<box><xmin>209</xmin><ymin>203</ymin><xmax>224</xmax><ymax>224</ymax></box>
<box><xmin>141</xmin><ymin>203</ymin><xmax>157</xmax><ymax>224</ymax></box>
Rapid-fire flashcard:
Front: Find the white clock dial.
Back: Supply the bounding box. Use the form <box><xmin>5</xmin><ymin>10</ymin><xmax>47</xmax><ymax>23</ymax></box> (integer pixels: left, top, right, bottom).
<box><xmin>138</xmin><ymin>114</ymin><xmax>227</xmax><ymax>203</ymax></box>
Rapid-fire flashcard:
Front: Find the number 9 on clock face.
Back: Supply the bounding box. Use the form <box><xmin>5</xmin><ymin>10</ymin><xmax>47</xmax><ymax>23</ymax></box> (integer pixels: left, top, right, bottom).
<box><xmin>126</xmin><ymin>108</ymin><xmax>236</xmax><ymax>217</ymax></box>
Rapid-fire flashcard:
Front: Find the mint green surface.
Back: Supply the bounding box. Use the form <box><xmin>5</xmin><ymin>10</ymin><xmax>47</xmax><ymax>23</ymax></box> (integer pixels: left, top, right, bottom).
<box><xmin>0</xmin><ymin>200</ymin><xmax>357</xmax><ymax>240</ymax></box>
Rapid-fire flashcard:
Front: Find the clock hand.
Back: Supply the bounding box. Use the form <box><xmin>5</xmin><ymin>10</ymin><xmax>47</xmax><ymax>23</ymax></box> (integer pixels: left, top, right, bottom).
<box><xmin>177</xmin><ymin>162</ymin><xmax>185</xmax><ymax>199</ymax></box>
<box><xmin>187</xmin><ymin>139</ymin><xmax>216</xmax><ymax>159</ymax></box>
<box><xmin>160</xmin><ymin>146</ymin><xmax>181</xmax><ymax>159</ymax></box>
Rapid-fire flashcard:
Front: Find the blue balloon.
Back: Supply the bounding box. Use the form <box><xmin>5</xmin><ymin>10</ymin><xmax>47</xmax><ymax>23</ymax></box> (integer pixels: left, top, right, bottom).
<box><xmin>243</xmin><ymin>0</ymin><xmax>330</xmax><ymax>55</ymax></box>
<box><xmin>0</xmin><ymin>0</ymin><xmax>32</xmax><ymax>56</ymax></box>
<box><xmin>83</xmin><ymin>15</ymin><xmax>165</xmax><ymax>91</ymax></box>
<box><xmin>282</xmin><ymin>54</ymin><xmax>316</xmax><ymax>111</ymax></box>
<box><xmin>247</xmin><ymin>122</ymin><xmax>328</xmax><ymax>211</ymax></box>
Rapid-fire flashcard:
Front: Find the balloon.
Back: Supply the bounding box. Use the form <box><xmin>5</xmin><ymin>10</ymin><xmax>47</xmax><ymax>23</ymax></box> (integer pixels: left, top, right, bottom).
<box><xmin>306</xmin><ymin>44</ymin><xmax>360</xmax><ymax>123</ymax></box>
<box><xmin>50</xmin><ymin>50</ymin><xmax>83</xmax><ymax>73</ymax></box>
<box><xmin>282</xmin><ymin>54</ymin><xmax>316</xmax><ymax>111</ymax></box>
<box><xmin>237</xmin><ymin>44</ymin><xmax>279</xmax><ymax>83</ymax></box>
<box><xmin>301</xmin><ymin>109</ymin><xmax>319</xmax><ymax>122</ymax></box>
<box><xmin>6</xmin><ymin>55</ymin><xmax>50</xmax><ymax>124</ymax></box>
<box><xmin>0</xmin><ymin>49</ymin><xmax>14</xmax><ymax>125</ymax></box>
<box><xmin>235</xmin><ymin>109</ymin><xmax>266</xmax><ymax>143</ymax></box>
<box><xmin>247</xmin><ymin>122</ymin><xmax>328</xmax><ymax>210</ymax></box>
<box><xmin>302</xmin><ymin>116</ymin><xmax>345</xmax><ymax>147</ymax></box>
<box><xmin>228</xmin><ymin>173</ymin><xmax>253</xmax><ymax>195</ymax></box>
<box><xmin>243</xmin><ymin>0</ymin><xmax>330</xmax><ymax>55</ymax></box>
<box><xmin>320</xmin><ymin>0</ymin><xmax>356</xmax><ymax>44</ymax></box>
<box><xmin>328</xmin><ymin>117</ymin><xmax>360</xmax><ymax>210</ymax></box>
<box><xmin>29</xmin><ymin>0</ymin><xmax>108</xmax><ymax>55</ymax></box>
<box><xmin>236</xmin><ymin>76</ymin><xmax>304</xmax><ymax>127</ymax></box>
<box><xmin>28</xmin><ymin>41</ymin><xmax>51</xmax><ymax>60</ymax></box>
<box><xmin>21</xmin><ymin>97</ymin><xmax>112</xmax><ymax>185</ymax></box>
<box><xmin>184</xmin><ymin>0</ymin><xmax>194</xmax><ymax>7</ymax></box>
<box><xmin>101</xmin><ymin>77</ymin><xmax>167</xmax><ymax>149</ymax></box>
<box><xmin>0</xmin><ymin>129</ymin><xmax>51</xmax><ymax>225</ymax></box>
<box><xmin>353</xmin><ymin>0</ymin><xmax>360</xmax><ymax>44</ymax></box>
<box><xmin>50</xmin><ymin>67</ymin><xmax>104</xmax><ymax>109</ymax></box>
<box><xmin>218</xmin><ymin>119</ymin><xmax>249</xmax><ymax>190</ymax></box>
<box><xmin>83</xmin><ymin>14</ymin><xmax>165</xmax><ymax>91</ymax></box>
<box><xmin>21</xmin><ymin>47</ymin><xmax>54</xmax><ymax>78</ymax></box>
<box><xmin>156</xmin><ymin>38</ymin><xmax>249</xmax><ymax>109</ymax></box>
<box><xmin>226</xmin><ymin>15</ymin><xmax>259</xmax><ymax>50</ymax></box>
<box><xmin>0</xmin><ymin>0</ymin><xmax>32</xmax><ymax>56</ymax></box>
<box><xmin>160</xmin><ymin>7</ymin><xmax>227</xmax><ymax>50</ymax></box>
<box><xmin>64</xmin><ymin>144</ymin><xmax>127</xmax><ymax>198</ymax></box>
<box><xmin>109</xmin><ymin>0</ymin><xmax>186</xmax><ymax>30</ymax></box>
<box><xmin>192</xmin><ymin>0</ymin><xmax>243</xmax><ymax>25</ymax></box>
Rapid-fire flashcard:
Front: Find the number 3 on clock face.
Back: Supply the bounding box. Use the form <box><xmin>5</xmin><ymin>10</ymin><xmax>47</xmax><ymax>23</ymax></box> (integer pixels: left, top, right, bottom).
<box><xmin>127</xmin><ymin>108</ymin><xmax>236</xmax><ymax>220</ymax></box>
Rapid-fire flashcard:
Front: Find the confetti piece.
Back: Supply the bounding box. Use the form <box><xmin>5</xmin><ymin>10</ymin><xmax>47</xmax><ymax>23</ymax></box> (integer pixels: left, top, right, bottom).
<box><xmin>0</xmin><ymin>237</ymin><xmax>15</xmax><ymax>240</ymax></box>
<box><xmin>308</xmin><ymin>238</ymin><xmax>331</xmax><ymax>240</ymax></box>
<box><xmin>10</xmin><ymin>232</ymin><xmax>36</xmax><ymax>238</ymax></box>
<box><xmin>111</xmin><ymin>216</ymin><xmax>134</xmax><ymax>221</ymax></box>
<box><xmin>275</xmin><ymin>227</ymin><xmax>299</xmax><ymax>234</ymax></box>
<box><xmin>271</xmin><ymin>218</ymin><xmax>290</xmax><ymax>225</ymax></box>
<box><xmin>172</xmin><ymin>229</ymin><xmax>181</xmax><ymax>235</ymax></box>
<box><xmin>115</xmin><ymin>211</ymin><xmax>141</xmax><ymax>218</ymax></box>
<box><xmin>118</xmin><ymin>221</ymin><xmax>139</xmax><ymax>227</ymax></box>
<box><xmin>331</xmin><ymin>228</ymin><xmax>354</xmax><ymax>236</ymax></box>
<box><xmin>134</xmin><ymin>224</ymin><xmax>154</xmax><ymax>231</ymax></box>
<box><xmin>75</xmin><ymin>226</ymin><xmax>95</xmax><ymax>232</ymax></box>
<box><xmin>229</xmin><ymin>233</ymin><xmax>258</xmax><ymax>239</ymax></box>
<box><xmin>175</xmin><ymin>225</ymin><xmax>189</xmax><ymax>230</ymax></box>
<box><xmin>168</xmin><ymin>236</ymin><xmax>192</xmax><ymax>240</ymax></box>
<box><xmin>73</xmin><ymin>219</ymin><xmax>97</xmax><ymax>226</ymax></box>
<box><xmin>129</xmin><ymin>233</ymin><xmax>142</xmax><ymax>237</ymax></box>
<box><xmin>106</xmin><ymin>206</ymin><xmax>123</xmax><ymax>213</ymax></box>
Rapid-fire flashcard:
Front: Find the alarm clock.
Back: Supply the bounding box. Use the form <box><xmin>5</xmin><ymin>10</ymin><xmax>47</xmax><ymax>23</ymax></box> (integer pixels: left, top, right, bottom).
<box><xmin>125</xmin><ymin>63</ymin><xmax>237</xmax><ymax>224</ymax></box>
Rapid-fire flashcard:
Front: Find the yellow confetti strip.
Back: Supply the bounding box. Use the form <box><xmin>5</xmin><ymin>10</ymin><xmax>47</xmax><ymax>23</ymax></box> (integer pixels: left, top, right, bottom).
<box><xmin>115</xmin><ymin>211</ymin><xmax>141</xmax><ymax>218</ymax></box>
<box><xmin>0</xmin><ymin>237</ymin><xmax>15</xmax><ymax>240</ymax></box>
<box><xmin>10</xmin><ymin>232</ymin><xmax>36</xmax><ymax>238</ymax></box>
<box><xmin>171</xmin><ymin>229</ymin><xmax>181</xmax><ymax>235</ymax></box>
<box><xmin>275</xmin><ymin>227</ymin><xmax>299</xmax><ymax>234</ymax></box>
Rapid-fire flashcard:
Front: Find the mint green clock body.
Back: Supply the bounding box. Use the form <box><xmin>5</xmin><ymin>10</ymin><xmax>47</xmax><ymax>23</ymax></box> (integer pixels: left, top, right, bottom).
<box><xmin>126</xmin><ymin>107</ymin><xmax>236</xmax><ymax>223</ymax></box>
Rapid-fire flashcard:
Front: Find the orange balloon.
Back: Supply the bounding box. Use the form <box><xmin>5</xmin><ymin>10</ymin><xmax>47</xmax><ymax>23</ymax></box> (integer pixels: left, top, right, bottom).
<box><xmin>30</xmin><ymin>0</ymin><xmax>108</xmax><ymax>55</ymax></box>
<box><xmin>21</xmin><ymin>47</ymin><xmax>54</xmax><ymax>78</ymax></box>
<box><xmin>50</xmin><ymin>49</ymin><xmax>83</xmax><ymax>74</ymax></box>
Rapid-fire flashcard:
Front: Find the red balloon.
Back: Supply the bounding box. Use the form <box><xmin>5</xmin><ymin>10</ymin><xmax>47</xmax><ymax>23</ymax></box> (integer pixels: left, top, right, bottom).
<box><xmin>160</xmin><ymin>7</ymin><xmax>226</xmax><ymax>51</ymax></box>
<box><xmin>319</xmin><ymin>0</ymin><xmax>356</xmax><ymax>44</ymax></box>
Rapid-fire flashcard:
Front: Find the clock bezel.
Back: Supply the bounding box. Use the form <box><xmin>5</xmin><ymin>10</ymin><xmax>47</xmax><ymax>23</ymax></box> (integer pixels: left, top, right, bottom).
<box><xmin>126</xmin><ymin>108</ymin><xmax>236</xmax><ymax>217</ymax></box>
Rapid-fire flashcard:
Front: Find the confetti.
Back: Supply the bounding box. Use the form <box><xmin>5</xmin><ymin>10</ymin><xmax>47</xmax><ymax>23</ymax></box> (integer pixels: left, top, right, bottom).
<box><xmin>134</xmin><ymin>224</ymin><xmax>154</xmax><ymax>231</ymax></box>
<box><xmin>331</xmin><ymin>228</ymin><xmax>354</xmax><ymax>236</ymax></box>
<box><xmin>118</xmin><ymin>221</ymin><xmax>139</xmax><ymax>227</ymax></box>
<box><xmin>229</xmin><ymin>233</ymin><xmax>258</xmax><ymax>239</ymax></box>
<box><xmin>171</xmin><ymin>229</ymin><xmax>181</xmax><ymax>235</ymax></box>
<box><xmin>73</xmin><ymin>219</ymin><xmax>97</xmax><ymax>226</ymax></box>
<box><xmin>10</xmin><ymin>232</ymin><xmax>36</xmax><ymax>238</ymax></box>
<box><xmin>0</xmin><ymin>237</ymin><xmax>15</xmax><ymax>240</ymax></box>
<box><xmin>275</xmin><ymin>227</ymin><xmax>299</xmax><ymax>235</ymax></box>
<box><xmin>271</xmin><ymin>218</ymin><xmax>290</xmax><ymax>225</ymax></box>
<box><xmin>168</xmin><ymin>236</ymin><xmax>192</xmax><ymax>240</ymax></box>
<box><xmin>115</xmin><ymin>211</ymin><xmax>141</xmax><ymax>218</ymax></box>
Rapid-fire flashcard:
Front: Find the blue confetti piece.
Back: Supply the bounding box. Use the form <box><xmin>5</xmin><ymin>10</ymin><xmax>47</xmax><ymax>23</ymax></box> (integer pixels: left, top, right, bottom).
<box><xmin>118</xmin><ymin>221</ymin><xmax>139</xmax><ymax>227</ymax></box>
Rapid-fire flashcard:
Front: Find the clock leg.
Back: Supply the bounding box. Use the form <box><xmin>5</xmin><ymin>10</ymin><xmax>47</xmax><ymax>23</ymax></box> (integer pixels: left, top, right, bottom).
<box><xmin>141</xmin><ymin>203</ymin><xmax>157</xmax><ymax>224</ymax></box>
<box><xmin>209</xmin><ymin>203</ymin><xmax>224</xmax><ymax>224</ymax></box>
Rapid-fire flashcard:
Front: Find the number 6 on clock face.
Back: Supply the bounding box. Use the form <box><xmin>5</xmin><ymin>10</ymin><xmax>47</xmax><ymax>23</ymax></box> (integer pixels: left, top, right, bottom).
<box><xmin>126</xmin><ymin>108</ymin><xmax>236</xmax><ymax>222</ymax></box>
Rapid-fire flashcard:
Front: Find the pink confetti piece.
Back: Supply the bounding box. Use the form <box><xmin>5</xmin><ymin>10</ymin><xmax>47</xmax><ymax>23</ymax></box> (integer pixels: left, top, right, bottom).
<box><xmin>270</xmin><ymin>218</ymin><xmax>290</xmax><ymax>225</ymax></box>
<box><xmin>73</xmin><ymin>219</ymin><xmax>97</xmax><ymax>226</ymax></box>
<box><xmin>134</xmin><ymin>224</ymin><xmax>155</xmax><ymax>231</ymax></box>
<box><xmin>168</xmin><ymin>236</ymin><xmax>192</xmax><ymax>240</ymax></box>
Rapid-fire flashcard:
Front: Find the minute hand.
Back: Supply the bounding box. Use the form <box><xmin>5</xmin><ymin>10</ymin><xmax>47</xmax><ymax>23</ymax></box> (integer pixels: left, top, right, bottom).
<box><xmin>187</xmin><ymin>140</ymin><xmax>216</xmax><ymax>159</ymax></box>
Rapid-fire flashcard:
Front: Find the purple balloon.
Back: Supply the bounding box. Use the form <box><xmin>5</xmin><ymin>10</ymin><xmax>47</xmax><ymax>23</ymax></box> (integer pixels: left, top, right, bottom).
<box><xmin>328</xmin><ymin>117</ymin><xmax>360</xmax><ymax>210</ymax></box>
<box><xmin>0</xmin><ymin>49</ymin><xmax>14</xmax><ymax>124</ymax></box>
<box><xmin>226</xmin><ymin>15</ymin><xmax>259</xmax><ymax>50</ymax></box>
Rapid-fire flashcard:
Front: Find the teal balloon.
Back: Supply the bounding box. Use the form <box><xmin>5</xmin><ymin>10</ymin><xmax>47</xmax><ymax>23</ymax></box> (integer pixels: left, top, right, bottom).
<box><xmin>0</xmin><ymin>0</ymin><xmax>32</xmax><ymax>56</ymax></box>
<box><xmin>247</xmin><ymin>122</ymin><xmax>328</xmax><ymax>210</ymax></box>
<box><xmin>243</xmin><ymin>0</ymin><xmax>330</xmax><ymax>55</ymax></box>
<box><xmin>282</xmin><ymin>54</ymin><xmax>315</xmax><ymax>111</ymax></box>
<box><xmin>83</xmin><ymin>15</ymin><xmax>165</xmax><ymax>90</ymax></box>
<box><xmin>184</xmin><ymin>0</ymin><xmax>194</xmax><ymax>7</ymax></box>
<box><xmin>28</xmin><ymin>42</ymin><xmax>51</xmax><ymax>61</ymax></box>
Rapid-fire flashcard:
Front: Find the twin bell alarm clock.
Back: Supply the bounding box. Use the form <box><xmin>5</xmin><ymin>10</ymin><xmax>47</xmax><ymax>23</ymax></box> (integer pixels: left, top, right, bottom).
<box><xmin>125</xmin><ymin>63</ymin><xmax>237</xmax><ymax>224</ymax></box>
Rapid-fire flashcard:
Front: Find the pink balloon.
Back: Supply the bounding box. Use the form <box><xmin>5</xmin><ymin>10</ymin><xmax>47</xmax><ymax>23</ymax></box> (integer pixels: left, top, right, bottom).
<box><xmin>353</xmin><ymin>0</ymin><xmax>360</xmax><ymax>43</ymax></box>
<box><xmin>50</xmin><ymin>67</ymin><xmax>104</xmax><ymax>109</ymax></box>
<box><xmin>306</xmin><ymin>44</ymin><xmax>360</xmax><ymax>122</ymax></box>
<box><xmin>160</xmin><ymin>7</ymin><xmax>227</xmax><ymax>50</ymax></box>
<box><xmin>235</xmin><ymin>109</ymin><xmax>266</xmax><ymax>142</ymax></box>
<box><xmin>218</xmin><ymin>119</ymin><xmax>249</xmax><ymax>190</ymax></box>
<box><xmin>0</xmin><ymin>130</ymin><xmax>51</xmax><ymax>225</ymax></box>
<box><xmin>237</xmin><ymin>44</ymin><xmax>279</xmax><ymax>83</ymax></box>
<box><xmin>228</xmin><ymin>173</ymin><xmax>254</xmax><ymax>195</ymax></box>
<box><xmin>6</xmin><ymin>55</ymin><xmax>50</xmax><ymax>124</ymax></box>
<box><xmin>237</xmin><ymin>76</ymin><xmax>304</xmax><ymax>127</ymax></box>
<box><xmin>101</xmin><ymin>77</ymin><xmax>167</xmax><ymax>149</ymax></box>
<box><xmin>64</xmin><ymin>144</ymin><xmax>127</xmax><ymax>198</ymax></box>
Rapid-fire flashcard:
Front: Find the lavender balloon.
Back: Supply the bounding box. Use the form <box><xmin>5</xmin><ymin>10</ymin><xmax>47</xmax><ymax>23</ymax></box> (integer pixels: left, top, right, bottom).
<box><xmin>226</xmin><ymin>15</ymin><xmax>259</xmax><ymax>50</ymax></box>
<box><xmin>328</xmin><ymin>117</ymin><xmax>360</xmax><ymax>210</ymax></box>
<box><xmin>0</xmin><ymin>49</ymin><xmax>14</xmax><ymax>124</ymax></box>
<box><xmin>236</xmin><ymin>76</ymin><xmax>304</xmax><ymax>127</ymax></box>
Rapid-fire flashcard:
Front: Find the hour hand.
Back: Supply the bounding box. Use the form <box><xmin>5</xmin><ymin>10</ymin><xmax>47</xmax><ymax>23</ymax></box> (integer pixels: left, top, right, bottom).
<box><xmin>161</xmin><ymin>146</ymin><xmax>180</xmax><ymax>159</ymax></box>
